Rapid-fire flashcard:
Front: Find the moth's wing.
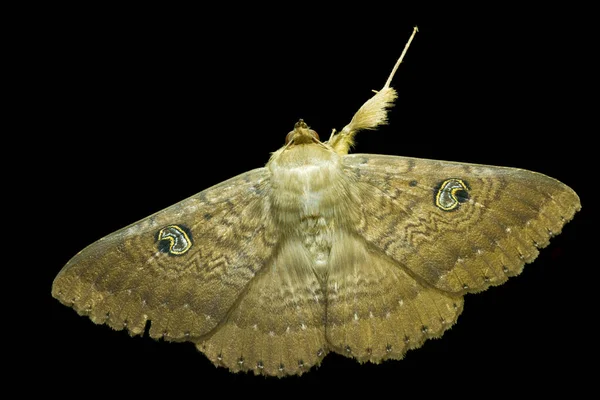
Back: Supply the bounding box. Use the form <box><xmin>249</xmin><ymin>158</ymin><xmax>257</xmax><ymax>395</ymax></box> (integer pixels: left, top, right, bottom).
<box><xmin>52</xmin><ymin>168</ymin><xmax>279</xmax><ymax>341</ymax></box>
<box><xmin>326</xmin><ymin>154</ymin><xmax>579</xmax><ymax>362</ymax></box>
<box><xmin>197</xmin><ymin>240</ymin><xmax>327</xmax><ymax>376</ymax></box>
<box><xmin>343</xmin><ymin>154</ymin><xmax>581</xmax><ymax>294</ymax></box>
<box><xmin>326</xmin><ymin>233</ymin><xmax>463</xmax><ymax>362</ymax></box>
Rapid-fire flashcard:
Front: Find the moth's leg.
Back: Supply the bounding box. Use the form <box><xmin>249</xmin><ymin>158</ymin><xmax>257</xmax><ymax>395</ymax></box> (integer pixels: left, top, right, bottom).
<box><xmin>328</xmin><ymin>128</ymin><xmax>337</xmax><ymax>142</ymax></box>
<box><xmin>329</xmin><ymin>26</ymin><xmax>418</xmax><ymax>155</ymax></box>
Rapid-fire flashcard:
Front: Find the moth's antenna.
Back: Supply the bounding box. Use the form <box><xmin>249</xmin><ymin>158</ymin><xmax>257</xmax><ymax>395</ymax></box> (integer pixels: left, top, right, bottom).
<box><xmin>329</xmin><ymin>26</ymin><xmax>419</xmax><ymax>155</ymax></box>
<box><xmin>384</xmin><ymin>26</ymin><xmax>418</xmax><ymax>89</ymax></box>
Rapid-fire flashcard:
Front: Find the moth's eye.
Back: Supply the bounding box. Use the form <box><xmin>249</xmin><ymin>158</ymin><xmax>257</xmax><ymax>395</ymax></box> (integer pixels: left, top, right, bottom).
<box><xmin>285</xmin><ymin>131</ymin><xmax>295</xmax><ymax>144</ymax></box>
<box><xmin>310</xmin><ymin>130</ymin><xmax>320</xmax><ymax>141</ymax></box>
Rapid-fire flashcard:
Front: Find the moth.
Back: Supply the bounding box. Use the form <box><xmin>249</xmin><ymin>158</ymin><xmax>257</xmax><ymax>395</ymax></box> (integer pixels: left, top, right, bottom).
<box><xmin>52</xmin><ymin>27</ymin><xmax>580</xmax><ymax>376</ymax></box>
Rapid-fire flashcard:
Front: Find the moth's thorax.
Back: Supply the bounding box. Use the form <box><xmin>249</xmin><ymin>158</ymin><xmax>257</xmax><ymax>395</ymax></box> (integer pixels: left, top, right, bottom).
<box><xmin>267</xmin><ymin>144</ymin><xmax>348</xmax><ymax>221</ymax></box>
<box><xmin>267</xmin><ymin>143</ymin><xmax>358</xmax><ymax>275</ymax></box>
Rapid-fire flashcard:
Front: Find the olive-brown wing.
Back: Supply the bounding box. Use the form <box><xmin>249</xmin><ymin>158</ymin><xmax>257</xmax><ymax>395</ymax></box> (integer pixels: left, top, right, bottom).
<box><xmin>52</xmin><ymin>168</ymin><xmax>279</xmax><ymax>341</ymax></box>
<box><xmin>343</xmin><ymin>154</ymin><xmax>580</xmax><ymax>294</ymax></box>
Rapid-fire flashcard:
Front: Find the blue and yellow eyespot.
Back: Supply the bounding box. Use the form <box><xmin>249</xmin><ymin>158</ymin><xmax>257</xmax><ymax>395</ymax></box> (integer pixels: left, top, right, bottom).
<box><xmin>156</xmin><ymin>225</ymin><xmax>193</xmax><ymax>256</ymax></box>
<box><xmin>435</xmin><ymin>179</ymin><xmax>470</xmax><ymax>211</ymax></box>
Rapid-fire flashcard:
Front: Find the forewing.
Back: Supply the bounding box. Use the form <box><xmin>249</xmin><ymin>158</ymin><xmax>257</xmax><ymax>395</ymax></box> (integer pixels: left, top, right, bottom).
<box><xmin>343</xmin><ymin>154</ymin><xmax>580</xmax><ymax>294</ymax></box>
<box><xmin>52</xmin><ymin>168</ymin><xmax>278</xmax><ymax>340</ymax></box>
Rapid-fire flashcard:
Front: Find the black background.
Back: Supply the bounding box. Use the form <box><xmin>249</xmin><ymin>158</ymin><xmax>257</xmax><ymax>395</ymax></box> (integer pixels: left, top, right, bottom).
<box><xmin>40</xmin><ymin>4</ymin><xmax>593</xmax><ymax>395</ymax></box>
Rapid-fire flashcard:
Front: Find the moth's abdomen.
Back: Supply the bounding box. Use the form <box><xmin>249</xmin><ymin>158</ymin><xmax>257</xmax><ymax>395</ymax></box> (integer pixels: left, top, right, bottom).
<box><xmin>299</xmin><ymin>215</ymin><xmax>335</xmax><ymax>277</ymax></box>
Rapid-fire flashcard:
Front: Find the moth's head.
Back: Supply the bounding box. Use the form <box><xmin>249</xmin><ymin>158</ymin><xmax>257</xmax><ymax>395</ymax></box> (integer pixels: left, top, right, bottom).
<box><xmin>267</xmin><ymin>119</ymin><xmax>336</xmax><ymax>167</ymax></box>
<box><xmin>284</xmin><ymin>119</ymin><xmax>321</xmax><ymax>146</ymax></box>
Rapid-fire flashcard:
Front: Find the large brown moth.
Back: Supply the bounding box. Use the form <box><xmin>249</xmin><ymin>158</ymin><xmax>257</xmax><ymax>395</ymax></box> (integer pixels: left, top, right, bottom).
<box><xmin>52</xmin><ymin>27</ymin><xmax>580</xmax><ymax>377</ymax></box>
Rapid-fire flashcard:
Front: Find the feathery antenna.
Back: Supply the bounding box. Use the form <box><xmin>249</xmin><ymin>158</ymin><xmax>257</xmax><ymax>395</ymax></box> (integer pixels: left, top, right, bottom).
<box><xmin>330</xmin><ymin>27</ymin><xmax>419</xmax><ymax>155</ymax></box>
<box><xmin>384</xmin><ymin>26</ymin><xmax>418</xmax><ymax>89</ymax></box>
